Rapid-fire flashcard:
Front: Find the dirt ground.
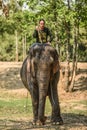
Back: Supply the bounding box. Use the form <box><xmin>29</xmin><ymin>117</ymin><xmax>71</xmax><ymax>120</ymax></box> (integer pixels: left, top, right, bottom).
<box><xmin>0</xmin><ymin>62</ymin><xmax>87</xmax><ymax>130</ymax></box>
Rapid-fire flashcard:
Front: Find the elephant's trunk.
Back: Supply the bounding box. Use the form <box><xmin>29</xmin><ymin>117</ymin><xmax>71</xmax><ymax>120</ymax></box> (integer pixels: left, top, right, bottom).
<box><xmin>37</xmin><ymin>67</ymin><xmax>51</xmax><ymax>123</ymax></box>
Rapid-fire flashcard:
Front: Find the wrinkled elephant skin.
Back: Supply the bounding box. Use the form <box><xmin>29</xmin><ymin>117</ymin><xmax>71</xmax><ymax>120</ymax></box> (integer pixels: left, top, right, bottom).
<box><xmin>20</xmin><ymin>43</ymin><xmax>63</xmax><ymax>125</ymax></box>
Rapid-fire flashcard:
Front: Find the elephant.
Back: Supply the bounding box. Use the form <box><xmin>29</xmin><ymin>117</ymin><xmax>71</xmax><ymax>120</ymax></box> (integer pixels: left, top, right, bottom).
<box><xmin>20</xmin><ymin>43</ymin><xmax>63</xmax><ymax>125</ymax></box>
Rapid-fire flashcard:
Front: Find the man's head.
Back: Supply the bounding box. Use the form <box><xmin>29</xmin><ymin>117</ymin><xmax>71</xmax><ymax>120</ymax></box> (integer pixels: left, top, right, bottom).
<box><xmin>39</xmin><ymin>19</ymin><xmax>45</xmax><ymax>30</ymax></box>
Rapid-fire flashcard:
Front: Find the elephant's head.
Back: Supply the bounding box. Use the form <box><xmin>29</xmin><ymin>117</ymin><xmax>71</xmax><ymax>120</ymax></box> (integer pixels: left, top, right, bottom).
<box><xmin>29</xmin><ymin>44</ymin><xmax>60</xmax><ymax>83</ymax></box>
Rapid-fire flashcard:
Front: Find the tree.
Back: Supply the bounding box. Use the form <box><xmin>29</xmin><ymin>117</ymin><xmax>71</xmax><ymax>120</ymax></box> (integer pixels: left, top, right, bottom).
<box><xmin>69</xmin><ymin>0</ymin><xmax>87</xmax><ymax>91</ymax></box>
<box><xmin>0</xmin><ymin>0</ymin><xmax>87</xmax><ymax>65</ymax></box>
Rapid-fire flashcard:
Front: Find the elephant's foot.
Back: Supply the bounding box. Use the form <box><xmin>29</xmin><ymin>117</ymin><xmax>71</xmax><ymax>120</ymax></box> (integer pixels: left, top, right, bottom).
<box><xmin>32</xmin><ymin>118</ymin><xmax>38</xmax><ymax>125</ymax></box>
<box><xmin>32</xmin><ymin>116</ymin><xmax>47</xmax><ymax>126</ymax></box>
<box><xmin>37</xmin><ymin>116</ymin><xmax>47</xmax><ymax>126</ymax></box>
<box><xmin>51</xmin><ymin>116</ymin><xmax>63</xmax><ymax>125</ymax></box>
<box><xmin>37</xmin><ymin>120</ymin><xmax>44</xmax><ymax>125</ymax></box>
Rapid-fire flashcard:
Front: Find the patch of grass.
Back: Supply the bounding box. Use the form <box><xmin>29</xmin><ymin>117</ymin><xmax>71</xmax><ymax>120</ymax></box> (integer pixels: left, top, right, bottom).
<box><xmin>76</xmin><ymin>100</ymin><xmax>87</xmax><ymax>105</ymax></box>
<box><xmin>0</xmin><ymin>98</ymin><xmax>33</xmax><ymax>118</ymax></box>
<box><xmin>0</xmin><ymin>96</ymin><xmax>52</xmax><ymax>119</ymax></box>
<box><xmin>0</xmin><ymin>93</ymin><xmax>87</xmax><ymax>120</ymax></box>
<box><xmin>61</xmin><ymin>100</ymin><xmax>87</xmax><ymax>116</ymax></box>
<box><xmin>70</xmin><ymin>109</ymin><xmax>87</xmax><ymax>115</ymax></box>
<box><xmin>72</xmin><ymin>100</ymin><xmax>87</xmax><ymax>115</ymax></box>
<box><xmin>45</xmin><ymin>97</ymin><xmax>51</xmax><ymax>115</ymax></box>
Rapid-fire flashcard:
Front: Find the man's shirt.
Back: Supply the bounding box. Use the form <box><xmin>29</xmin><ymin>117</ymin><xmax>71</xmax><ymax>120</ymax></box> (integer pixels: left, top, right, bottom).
<box><xmin>33</xmin><ymin>27</ymin><xmax>53</xmax><ymax>43</ymax></box>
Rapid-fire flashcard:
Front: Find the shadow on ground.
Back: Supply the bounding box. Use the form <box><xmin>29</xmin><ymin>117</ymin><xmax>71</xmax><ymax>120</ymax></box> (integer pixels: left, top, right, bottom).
<box><xmin>0</xmin><ymin>113</ymin><xmax>87</xmax><ymax>130</ymax></box>
<box><xmin>74</xmin><ymin>68</ymin><xmax>87</xmax><ymax>91</ymax></box>
<box><xmin>0</xmin><ymin>67</ymin><xmax>87</xmax><ymax>92</ymax></box>
<box><xmin>0</xmin><ymin>67</ymin><xmax>24</xmax><ymax>89</ymax></box>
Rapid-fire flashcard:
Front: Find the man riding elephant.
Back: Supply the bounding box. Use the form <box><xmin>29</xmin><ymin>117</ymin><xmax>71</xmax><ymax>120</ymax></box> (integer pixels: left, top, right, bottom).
<box><xmin>20</xmin><ymin>43</ymin><xmax>63</xmax><ymax>125</ymax></box>
<box><xmin>33</xmin><ymin>19</ymin><xmax>53</xmax><ymax>44</ymax></box>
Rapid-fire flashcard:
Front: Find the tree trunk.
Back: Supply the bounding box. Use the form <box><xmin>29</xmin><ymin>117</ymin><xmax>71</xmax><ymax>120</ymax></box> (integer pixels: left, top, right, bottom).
<box><xmin>64</xmin><ymin>0</ymin><xmax>71</xmax><ymax>92</ymax></box>
<box><xmin>22</xmin><ymin>34</ymin><xmax>26</xmax><ymax>60</ymax></box>
<box><xmin>52</xmin><ymin>0</ymin><xmax>60</xmax><ymax>56</ymax></box>
<box><xmin>15</xmin><ymin>30</ymin><xmax>18</xmax><ymax>62</ymax></box>
<box><xmin>69</xmin><ymin>25</ymin><xmax>77</xmax><ymax>91</ymax></box>
<box><xmin>55</xmin><ymin>29</ymin><xmax>60</xmax><ymax>56</ymax></box>
<box><xmin>64</xmin><ymin>46</ymin><xmax>70</xmax><ymax>92</ymax></box>
<box><xmin>69</xmin><ymin>0</ymin><xmax>79</xmax><ymax>92</ymax></box>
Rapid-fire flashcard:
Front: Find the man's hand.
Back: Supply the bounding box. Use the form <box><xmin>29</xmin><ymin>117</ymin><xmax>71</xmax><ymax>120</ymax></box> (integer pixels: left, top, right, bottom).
<box><xmin>47</xmin><ymin>42</ymin><xmax>51</xmax><ymax>45</ymax></box>
<box><xmin>36</xmin><ymin>26</ymin><xmax>39</xmax><ymax>31</ymax></box>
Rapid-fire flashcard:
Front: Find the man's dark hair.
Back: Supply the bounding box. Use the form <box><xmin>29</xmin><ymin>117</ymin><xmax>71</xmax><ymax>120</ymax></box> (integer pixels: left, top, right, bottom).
<box><xmin>39</xmin><ymin>19</ymin><xmax>45</xmax><ymax>24</ymax></box>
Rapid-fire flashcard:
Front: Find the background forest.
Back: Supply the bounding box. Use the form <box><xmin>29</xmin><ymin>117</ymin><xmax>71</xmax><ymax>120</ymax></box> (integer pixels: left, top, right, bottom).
<box><xmin>0</xmin><ymin>1</ymin><xmax>87</xmax><ymax>129</ymax></box>
<box><xmin>0</xmin><ymin>0</ymin><xmax>87</xmax><ymax>62</ymax></box>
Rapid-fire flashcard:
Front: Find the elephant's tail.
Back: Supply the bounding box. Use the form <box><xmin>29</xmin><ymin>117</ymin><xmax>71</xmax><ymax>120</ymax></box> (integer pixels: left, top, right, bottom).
<box><xmin>50</xmin><ymin>82</ymin><xmax>55</xmax><ymax>105</ymax></box>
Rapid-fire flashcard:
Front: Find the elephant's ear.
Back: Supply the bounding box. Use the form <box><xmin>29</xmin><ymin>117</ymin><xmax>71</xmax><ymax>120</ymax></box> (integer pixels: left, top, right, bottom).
<box><xmin>31</xmin><ymin>58</ymin><xmax>36</xmax><ymax>77</ymax></box>
<box><xmin>53</xmin><ymin>50</ymin><xmax>60</xmax><ymax>74</ymax></box>
<box><xmin>26</xmin><ymin>57</ymin><xmax>36</xmax><ymax>79</ymax></box>
<box><xmin>27</xmin><ymin>57</ymin><xmax>31</xmax><ymax>73</ymax></box>
<box><xmin>53</xmin><ymin>60</ymin><xmax>60</xmax><ymax>74</ymax></box>
<box><xmin>26</xmin><ymin>57</ymin><xmax>31</xmax><ymax>87</ymax></box>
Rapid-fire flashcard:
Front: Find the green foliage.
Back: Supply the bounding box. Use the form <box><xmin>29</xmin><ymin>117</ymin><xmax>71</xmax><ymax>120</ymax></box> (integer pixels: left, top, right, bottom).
<box><xmin>0</xmin><ymin>33</ymin><xmax>15</xmax><ymax>61</ymax></box>
<box><xmin>0</xmin><ymin>0</ymin><xmax>87</xmax><ymax>61</ymax></box>
<box><xmin>78</xmin><ymin>44</ymin><xmax>87</xmax><ymax>61</ymax></box>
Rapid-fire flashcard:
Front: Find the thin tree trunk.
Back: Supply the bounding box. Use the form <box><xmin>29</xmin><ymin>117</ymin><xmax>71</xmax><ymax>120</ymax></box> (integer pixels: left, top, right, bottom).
<box><xmin>64</xmin><ymin>42</ymin><xmax>70</xmax><ymax>92</ymax></box>
<box><xmin>22</xmin><ymin>34</ymin><xmax>26</xmax><ymax>60</ymax></box>
<box><xmin>76</xmin><ymin>17</ymin><xmax>80</xmax><ymax>69</ymax></box>
<box><xmin>69</xmin><ymin>23</ymin><xmax>77</xmax><ymax>91</ymax></box>
<box><xmin>64</xmin><ymin>0</ymin><xmax>71</xmax><ymax>92</ymax></box>
<box><xmin>69</xmin><ymin>0</ymin><xmax>79</xmax><ymax>92</ymax></box>
<box><xmin>22</xmin><ymin>36</ymin><xmax>25</xmax><ymax>61</ymax></box>
<box><xmin>69</xmin><ymin>25</ymin><xmax>79</xmax><ymax>91</ymax></box>
<box><xmin>55</xmin><ymin>30</ymin><xmax>60</xmax><ymax>56</ymax></box>
<box><xmin>15</xmin><ymin>30</ymin><xmax>18</xmax><ymax>62</ymax></box>
<box><xmin>52</xmin><ymin>0</ymin><xmax>60</xmax><ymax>56</ymax></box>
<box><xmin>25</xmin><ymin>33</ymin><xmax>26</xmax><ymax>57</ymax></box>
<box><xmin>69</xmin><ymin>61</ymin><xmax>76</xmax><ymax>91</ymax></box>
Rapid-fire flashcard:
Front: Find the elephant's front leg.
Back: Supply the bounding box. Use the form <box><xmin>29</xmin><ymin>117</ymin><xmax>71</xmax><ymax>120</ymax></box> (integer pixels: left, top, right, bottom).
<box><xmin>38</xmin><ymin>83</ymin><xmax>48</xmax><ymax>125</ymax></box>
<box><xmin>29</xmin><ymin>84</ymin><xmax>39</xmax><ymax>124</ymax></box>
<box><xmin>49</xmin><ymin>72</ymin><xmax>63</xmax><ymax>125</ymax></box>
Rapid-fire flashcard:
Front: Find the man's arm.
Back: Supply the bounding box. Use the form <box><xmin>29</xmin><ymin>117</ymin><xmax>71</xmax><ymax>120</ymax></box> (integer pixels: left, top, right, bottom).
<box><xmin>33</xmin><ymin>29</ymin><xmax>38</xmax><ymax>38</ymax></box>
<box><xmin>47</xmin><ymin>28</ymin><xmax>53</xmax><ymax>43</ymax></box>
<box><xmin>33</xmin><ymin>26</ymin><xmax>40</xmax><ymax>38</ymax></box>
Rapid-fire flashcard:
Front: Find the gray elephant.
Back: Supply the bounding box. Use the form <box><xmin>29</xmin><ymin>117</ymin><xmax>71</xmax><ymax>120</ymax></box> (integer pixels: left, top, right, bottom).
<box><xmin>20</xmin><ymin>43</ymin><xmax>63</xmax><ymax>125</ymax></box>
